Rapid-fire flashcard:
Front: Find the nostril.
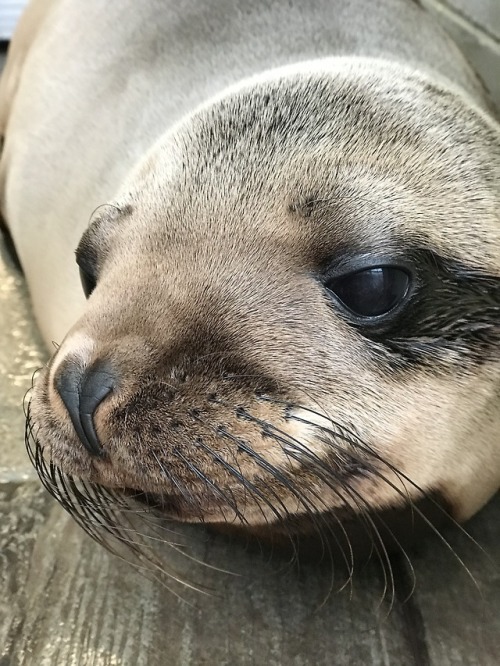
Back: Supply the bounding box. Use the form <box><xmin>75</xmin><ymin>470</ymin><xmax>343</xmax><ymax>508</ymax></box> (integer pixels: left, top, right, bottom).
<box><xmin>55</xmin><ymin>359</ymin><xmax>117</xmax><ymax>457</ymax></box>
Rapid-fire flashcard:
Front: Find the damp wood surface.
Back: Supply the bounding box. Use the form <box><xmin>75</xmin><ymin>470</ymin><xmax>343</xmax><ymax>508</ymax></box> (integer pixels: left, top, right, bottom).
<box><xmin>2</xmin><ymin>0</ymin><xmax>500</xmax><ymax>663</ymax></box>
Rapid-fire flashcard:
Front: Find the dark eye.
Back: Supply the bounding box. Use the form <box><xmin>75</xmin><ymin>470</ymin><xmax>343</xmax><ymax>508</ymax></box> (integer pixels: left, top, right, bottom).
<box><xmin>78</xmin><ymin>266</ymin><xmax>97</xmax><ymax>298</ymax></box>
<box><xmin>326</xmin><ymin>266</ymin><xmax>410</xmax><ymax>318</ymax></box>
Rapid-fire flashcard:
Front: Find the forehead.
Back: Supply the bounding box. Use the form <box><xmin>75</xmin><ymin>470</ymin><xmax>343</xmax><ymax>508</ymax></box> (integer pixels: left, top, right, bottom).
<box><xmin>109</xmin><ymin>67</ymin><xmax>500</xmax><ymax>271</ymax></box>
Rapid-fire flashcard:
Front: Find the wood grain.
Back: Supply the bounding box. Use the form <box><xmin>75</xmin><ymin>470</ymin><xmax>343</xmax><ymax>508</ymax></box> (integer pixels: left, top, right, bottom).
<box><xmin>1</xmin><ymin>480</ymin><xmax>499</xmax><ymax>665</ymax></box>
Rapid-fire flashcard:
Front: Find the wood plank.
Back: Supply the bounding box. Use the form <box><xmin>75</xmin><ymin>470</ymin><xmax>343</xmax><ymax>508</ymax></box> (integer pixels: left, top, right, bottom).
<box><xmin>409</xmin><ymin>495</ymin><xmax>500</xmax><ymax>666</ymax></box>
<box><xmin>1</xmin><ymin>479</ymin><xmax>499</xmax><ymax>665</ymax></box>
<box><xmin>0</xmin><ymin>227</ymin><xmax>47</xmax><ymax>480</ymax></box>
<box><xmin>0</xmin><ymin>481</ymin><xmax>418</xmax><ymax>666</ymax></box>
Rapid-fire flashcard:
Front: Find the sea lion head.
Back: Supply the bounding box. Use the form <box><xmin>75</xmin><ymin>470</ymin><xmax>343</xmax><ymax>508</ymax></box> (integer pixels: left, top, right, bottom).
<box><xmin>27</xmin><ymin>59</ymin><xmax>500</xmax><ymax>548</ymax></box>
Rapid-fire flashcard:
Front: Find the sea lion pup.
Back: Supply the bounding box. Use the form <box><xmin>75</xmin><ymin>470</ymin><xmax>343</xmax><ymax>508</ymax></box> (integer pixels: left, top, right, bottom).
<box><xmin>1</xmin><ymin>0</ymin><xmax>500</xmax><ymax>563</ymax></box>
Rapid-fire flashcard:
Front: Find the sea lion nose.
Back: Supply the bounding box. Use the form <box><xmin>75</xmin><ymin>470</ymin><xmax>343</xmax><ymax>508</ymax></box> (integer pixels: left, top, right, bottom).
<box><xmin>55</xmin><ymin>359</ymin><xmax>117</xmax><ymax>457</ymax></box>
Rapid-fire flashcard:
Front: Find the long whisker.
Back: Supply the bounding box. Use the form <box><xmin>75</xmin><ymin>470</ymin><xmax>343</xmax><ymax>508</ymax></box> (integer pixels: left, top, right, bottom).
<box><xmin>271</xmin><ymin>399</ymin><xmax>489</xmax><ymax>594</ymax></box>
<box><xmin>150</xmin><ymin>449</ymin><xmax>204</xmax><ymax>518</ymax></box>
<box><xmin>194</xmin><ymin>403</ymin><xmax>361</xmax><ymax>596</ymax></box>
<box><xmin>174</xmin><ymin>449</ymin><xmax>247</xmax><ymax>527</ymax></box>
<box><xmin>237</xmin><ymin>411</ymin><xmax>390</xmax><ymax>603</ymax></box>
<box><xmin>268</xmin><ymin>426</ymin><xmax>417</xmax><ymax>610</ymax></box>
<box><xmin>25</xmin><ymin>405</ymin><xmax>220</xmax><ymax>597</ymax></box>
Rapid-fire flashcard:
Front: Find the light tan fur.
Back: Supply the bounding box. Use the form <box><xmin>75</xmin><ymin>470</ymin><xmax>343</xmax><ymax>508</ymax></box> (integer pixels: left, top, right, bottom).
<box><xmin>1</xmin><ymin>0</ymin><xmax>500</xmax><ymax>538</ymax></box>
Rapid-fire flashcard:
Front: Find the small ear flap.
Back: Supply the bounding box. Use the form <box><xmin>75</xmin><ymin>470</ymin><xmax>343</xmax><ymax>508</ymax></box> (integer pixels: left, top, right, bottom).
<box><xmin>78</xmin><ymin>266</ymin><xmax>97</xmax><ymax>299</ymax></box>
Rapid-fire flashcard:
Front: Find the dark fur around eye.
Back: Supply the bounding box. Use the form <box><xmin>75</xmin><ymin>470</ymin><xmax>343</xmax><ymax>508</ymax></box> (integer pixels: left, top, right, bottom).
<box><xmin>322</xmin><ymin>249</ymin><xmax>500</xmax><ymax>372</ymax></box>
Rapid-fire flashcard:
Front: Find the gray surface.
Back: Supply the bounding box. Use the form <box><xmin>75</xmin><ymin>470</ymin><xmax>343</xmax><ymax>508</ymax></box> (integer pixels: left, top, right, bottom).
<box><xmin>1</xmin><ymin>481</ymin><xmax>499</xmax><ymax>666</ymax></box>
<box><xmin>447</xmin><ymin>0</ymin><xmax>500</xmax><ymax>39</ymax></box>
<box><xmin>0</xmin><ymin>238</ymin><xmax>46</xmax><ymax>481</ymax></box>
<box><xmin>1</xmin><ymin>1</ymin><xmax>500</xmax><ymax>664</ymax></box>
<box><xmin>422</xmin><ymin>0</ymin><xmax>500</xmax><ymax>108</ymax></box>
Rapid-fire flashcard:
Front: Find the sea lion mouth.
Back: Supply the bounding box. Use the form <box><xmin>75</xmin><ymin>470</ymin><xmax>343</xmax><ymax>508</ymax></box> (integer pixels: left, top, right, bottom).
<box><xmin>121</xmin><ymin>489</ymin><xmax>225</xmax><ymax>522</ymax></box>
<box><xmin>23</xmin><ymin>382</ymin><xmax>435</xmax><ymax>530</ymax></box>
<box><xmin>24</xmin><ymin>406</ymin><xmax>452</xmax><ymax>570</ymax></box>
<box><xmin>24</xmin><ymin>392</ymin><xmax>483</xmax><ymax>602</ymax></box>
<box><xmin>124</xmin><ymin>489</ymin><xmax>185</xmax><ymax>517</ymax></box>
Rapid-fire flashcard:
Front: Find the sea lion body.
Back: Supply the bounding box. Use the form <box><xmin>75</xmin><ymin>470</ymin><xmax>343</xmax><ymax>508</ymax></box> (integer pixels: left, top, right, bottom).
<box><xmin>1</xmin><ymin>0</ymin><xmax>500</xmax><ymax>546</ymax></box>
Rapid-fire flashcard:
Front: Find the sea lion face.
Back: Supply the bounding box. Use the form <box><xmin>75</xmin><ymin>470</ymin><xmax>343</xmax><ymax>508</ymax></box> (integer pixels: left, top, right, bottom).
<box><xmin>28</xmin><ymin>60</ymin><xmax>500</xmax><ymax>536</ymax></box>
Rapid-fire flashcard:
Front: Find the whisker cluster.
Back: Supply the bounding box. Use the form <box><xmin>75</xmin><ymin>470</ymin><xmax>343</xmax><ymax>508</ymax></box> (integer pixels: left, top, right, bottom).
<box><xmin>24</xmin><ymin>383</ymin><xmax>491</xmax><ymax>607</ymax></box>
<box><xmin>24</xmin><ymin>399</ymin><xmax>219</xmax><ymax>600</ymax></box>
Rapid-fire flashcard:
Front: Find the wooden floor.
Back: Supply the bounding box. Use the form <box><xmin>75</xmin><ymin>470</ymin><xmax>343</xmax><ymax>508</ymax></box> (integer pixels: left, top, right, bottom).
<box><xmin>1</xmin><ymin>482</ymin><xmax>499</xmax><ymax>665</ymax></box>
<box><xmin>1</xmin><ymin>1</ymin><xmax>500</xmax><ymax>664</ymax></box>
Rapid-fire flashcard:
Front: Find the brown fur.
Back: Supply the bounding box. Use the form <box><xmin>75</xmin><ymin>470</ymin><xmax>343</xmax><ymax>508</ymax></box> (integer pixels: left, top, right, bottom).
<box><xmin>2</xmin><ymin>2</ymin><xmax>500</xmax><ymax>547</ymax></box>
